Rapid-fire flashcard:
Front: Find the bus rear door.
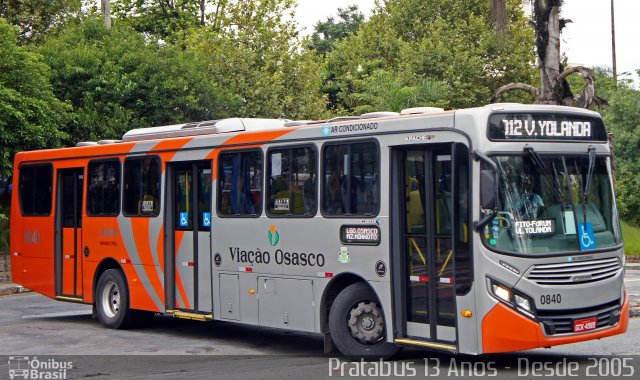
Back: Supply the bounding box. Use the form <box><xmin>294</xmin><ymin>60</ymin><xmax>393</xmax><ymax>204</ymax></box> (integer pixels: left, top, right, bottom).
<box><xmin>55</xmin><ymin>168</ymin><xmax>84</xmax><ymax>299</ymax></box>
<box><xmin>165</xmin><ymin>161</ymin><xmax>212</xmax><ymax>313</ymax></box>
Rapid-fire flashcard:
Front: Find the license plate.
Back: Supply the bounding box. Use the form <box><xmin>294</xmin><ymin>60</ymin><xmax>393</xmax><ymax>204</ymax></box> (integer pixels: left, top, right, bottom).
<box><xmin>573</xmin><ymin>317</ymin><xmax>597</xmax><ymax>333</ymax></box>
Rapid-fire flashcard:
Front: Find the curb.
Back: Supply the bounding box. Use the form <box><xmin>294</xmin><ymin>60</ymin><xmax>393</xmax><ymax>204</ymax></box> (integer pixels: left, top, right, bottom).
<box><xmin>0</xmin><ymin>285</ymin><xmax>31</xmax><ymax>297</ymax></box>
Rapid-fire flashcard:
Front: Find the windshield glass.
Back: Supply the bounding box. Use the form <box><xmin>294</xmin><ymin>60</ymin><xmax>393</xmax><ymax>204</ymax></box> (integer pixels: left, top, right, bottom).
<box><xmin>482</xmin><ymin>154</ymin><xmax>621</xmax><ymax>255</ymax></box>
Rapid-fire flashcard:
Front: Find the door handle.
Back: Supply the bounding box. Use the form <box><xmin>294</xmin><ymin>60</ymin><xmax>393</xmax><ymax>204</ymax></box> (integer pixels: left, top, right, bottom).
<box><xmin>84</xmin><ymin>246</ymin><xmax>90</xmax><ymax>257</ymax></box>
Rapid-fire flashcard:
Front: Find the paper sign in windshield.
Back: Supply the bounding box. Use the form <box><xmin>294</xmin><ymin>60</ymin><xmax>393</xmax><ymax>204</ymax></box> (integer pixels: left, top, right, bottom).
<box><xmin>515</xmin><ymin>220</ymin><xmax>555</xmax><ymax>235</ymax></box>
<box><xmin>274</xmin><ymin>198</ymin><xmax>289</xmax><ymax>211</ymax></box>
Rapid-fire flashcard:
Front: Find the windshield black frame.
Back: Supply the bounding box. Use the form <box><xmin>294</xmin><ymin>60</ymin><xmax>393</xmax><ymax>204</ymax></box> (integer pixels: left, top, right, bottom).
<box><xmin>481</xmin><ymin>152</ymin><xmax>622</xmax><ymax>257</ymax></box>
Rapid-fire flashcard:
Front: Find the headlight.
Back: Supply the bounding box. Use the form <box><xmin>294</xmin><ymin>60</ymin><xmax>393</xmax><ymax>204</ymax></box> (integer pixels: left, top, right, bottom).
<box><xmin>488</xmin><ymin>278</ymin><xmax>536</xmax><ymax>319</ymax></box>
<box><xmin>492</xmin><ymin>284</ymin><xmax>512</xmax><ymax>303</ymax></box>
<box><xmin>515</xmin><ymin>294</ymin><xmax>531</xmax><ymax>311</ymax></box>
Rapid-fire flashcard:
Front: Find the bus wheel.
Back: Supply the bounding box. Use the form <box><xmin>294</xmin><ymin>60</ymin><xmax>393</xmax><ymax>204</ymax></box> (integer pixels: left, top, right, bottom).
<box><xmin>96</xmin><ymin>269</ymin><xmax>138</xmax><ymax>329</ymax></box>
<box><xmin>329</xmin><ymin>282</ymin><xmax>400</xmax><ymax>359</ymax></box>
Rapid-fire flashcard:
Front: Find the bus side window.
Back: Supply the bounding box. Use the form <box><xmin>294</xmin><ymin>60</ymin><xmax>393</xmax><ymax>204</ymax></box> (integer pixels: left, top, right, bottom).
<box><xmin>322</xmin><ymin>141</ymin><xmax>379</xmax><ymax>216</ymax></box>
<box><xmin>87</xmin><ymin>160</ymin><xmax>121</xmax><ymax>216</ymax></box>
<box><xmin>123</xmin><ymin>157</ymin><xmax>161</xmax><ymax>217</ymax></box>
<box><xmin>19</xmin><ymin>164</ymin><xmax>53</xmax><ymax>216</ymax></box>
<box><xmin>267</xmin><ymin>146</ymin><xmax>317</xmax><ymax>217</ymax></box>
<box><xmin>217</xmin><ymin>150</ymin><xmax>263</xmax><ymax>217</ymax></box>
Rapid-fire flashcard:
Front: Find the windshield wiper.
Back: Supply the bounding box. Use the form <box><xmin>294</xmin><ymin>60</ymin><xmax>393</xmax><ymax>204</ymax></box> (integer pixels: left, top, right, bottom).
<box><xmin>551</xmin><ymin>161</ymin><xmax>565</xmax><ymax>205</ymax></box>
<box><xmin>583</xmin><ymin>146</ymin><xmax>596</xmax><ymax>204</ymax></box>
<box><xmin>524</xmin><ymin>145</ymin><xmax>564</xmax><ymax>203</ymax></box>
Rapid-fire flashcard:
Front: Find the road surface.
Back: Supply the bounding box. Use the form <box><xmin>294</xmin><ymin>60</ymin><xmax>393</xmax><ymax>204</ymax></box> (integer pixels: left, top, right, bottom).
<box><xmin>0</xmin><ymin>271</ymin><xmax>638</xmax><ymax>379</ymax></box>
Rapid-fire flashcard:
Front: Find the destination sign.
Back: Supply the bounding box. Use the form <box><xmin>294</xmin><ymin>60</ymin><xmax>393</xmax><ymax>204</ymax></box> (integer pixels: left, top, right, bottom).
<box><xmin>340</xmin><ymin>225</ymin><xmax>381</xmax><ymax>246</ymax></box>
<box><xmin>487</xmin><ymin>113</ymin><xmax>608</xmax><ymax>142</ymax></box>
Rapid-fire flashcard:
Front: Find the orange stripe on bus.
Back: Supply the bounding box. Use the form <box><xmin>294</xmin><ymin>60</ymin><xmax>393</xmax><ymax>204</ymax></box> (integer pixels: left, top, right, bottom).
<box><xmin>122</xmin><ymin>264</ymin><xmax>158</xmax><ymax>312</ymax></box>
<box><xmin>18</xmin><ymin>143</ymin><xmax>135</xmax><ymax>162</ymax></box>
<box><xmin>223</xmin><ymin>129</ymin><xmax>293</xmax><ymax>146</ymax></box>
<box><xmin>206</xmin><ymin>128</ymin><xmax>295</xmax><ymax>177</ymax></box>
<box><xmin>206</xmin><ymin>149</ymin><xmax>220</xmax><ymax>179</ymax></box>
<box><xmin>150</xmin><ymin>138</ymin><xmax>193</xmax><ymax>170</ymax></box>
<box><xmin>173</xmin><ymin>230</ymin><xmax>191</xmax><ymax>310</ymax></box>
<box><xmin>157</xmin><ymin>225</ymin><xmax>165</xmax><ymax>273</ymax></box>
<box><xmin>130</xmin><ymin>218</ymin><xmax>165</xmax><ymax>305</ymax></box>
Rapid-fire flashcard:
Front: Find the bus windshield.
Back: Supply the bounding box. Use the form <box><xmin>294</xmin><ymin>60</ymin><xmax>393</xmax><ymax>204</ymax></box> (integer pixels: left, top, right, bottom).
<box><xmin>482</xmin><ymin>153</ymin><xmax>621</xmax><ymax>255</ymax></box>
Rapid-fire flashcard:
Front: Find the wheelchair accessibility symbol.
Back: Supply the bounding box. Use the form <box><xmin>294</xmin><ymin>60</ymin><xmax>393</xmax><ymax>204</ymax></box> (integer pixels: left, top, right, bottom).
<box><xmin>578</xmin><ymin>222</ymin><xmax>597</xmax><ymax>250</ymax></box>
<box><xmin>203</xmin><ymin>212</ymin><xmax>211</xmax><ymax>227</ymax></box>
<box><xmin>180</xmin><ymin>212</ymin><xmax>189</xmax><ymax>227</ymax></box>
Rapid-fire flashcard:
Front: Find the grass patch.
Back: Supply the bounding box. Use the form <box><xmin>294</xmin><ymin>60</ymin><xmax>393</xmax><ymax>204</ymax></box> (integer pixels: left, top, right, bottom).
<box><xmin>622</xmin><ymin>220</ymin><xmax>640</xmax><ymax>256</ymax></box>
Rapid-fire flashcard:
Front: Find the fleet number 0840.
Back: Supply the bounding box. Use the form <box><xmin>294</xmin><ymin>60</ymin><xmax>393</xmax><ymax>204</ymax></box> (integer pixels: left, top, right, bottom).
<box><xmin>540</xmin><ymin>294</ymin><xmax>561</xmax><ymax>305</ymax></box>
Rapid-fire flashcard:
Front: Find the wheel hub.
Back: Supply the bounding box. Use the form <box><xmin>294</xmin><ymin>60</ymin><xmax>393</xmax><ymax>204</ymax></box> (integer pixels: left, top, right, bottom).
<box><xmin>347</xmin><ymin>300</ymin><xmax>385</xmax><ymax>344</ymax></box>
<box><xmin>101</xmin><ymin>280</ymin><xmax>120</xmax><ymax>319</ymax></box>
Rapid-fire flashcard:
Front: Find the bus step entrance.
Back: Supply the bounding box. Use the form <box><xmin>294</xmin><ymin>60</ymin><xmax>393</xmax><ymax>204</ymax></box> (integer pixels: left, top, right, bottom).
<box><xmin>394</xmin><ymin>338</ymin><xmax>457</xmax><ymax>352</ymax></box>
<box><xmin>166</xmin><ymin>309</ymin><xmax>213</xmax><ymax>322</ymax></box>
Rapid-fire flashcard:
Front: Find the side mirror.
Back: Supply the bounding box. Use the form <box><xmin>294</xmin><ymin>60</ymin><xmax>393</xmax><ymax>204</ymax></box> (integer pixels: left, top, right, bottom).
<box><xmin>480</xmin><ymin>169</ymin><xmax>496</xmax><ymax>210</ymax></box>
<box><xmin>473</xmin><ymin>151</ymin><xmax>499</xmax><ymax>231</ymax></box>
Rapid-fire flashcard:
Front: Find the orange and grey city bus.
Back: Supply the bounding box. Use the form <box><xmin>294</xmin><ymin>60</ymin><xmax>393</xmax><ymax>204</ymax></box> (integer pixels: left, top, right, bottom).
<box><xmin>10</xmin><ymin>104</ymin><xmax>628</xmax><ymax>357</ymax></box>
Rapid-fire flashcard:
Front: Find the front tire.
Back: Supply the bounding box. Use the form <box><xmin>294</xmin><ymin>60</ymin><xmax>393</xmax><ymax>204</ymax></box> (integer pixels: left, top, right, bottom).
<box><xmin>95</xmin><ymin>269</ymin><xmax>139</xmax><ymax>329</ymax></box>
<box><xmin>328</xmin><ymin>282</ymin><xmax>400</xmax><ymax>358</ymax></box>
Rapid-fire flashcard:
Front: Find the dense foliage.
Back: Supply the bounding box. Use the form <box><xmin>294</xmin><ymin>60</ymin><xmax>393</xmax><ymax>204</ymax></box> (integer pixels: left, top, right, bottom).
<box><xmin>39</xmin><ymin>19</ymin><xmax>240</xmax><ymax>143</ymax></box>
<box><xmin>593</xmin><ymin>70</ymin><xmax>640</xmax><ymax>224</ymax></box>
<box><xmin>0</xmin><ymin>19</ymin><xmax>68</xmax><ymax>179</ymax></box>
<box><xmin>323</xmin><ymin>0</ymin><xmax>537</xmax><ymax>113</ymax></box>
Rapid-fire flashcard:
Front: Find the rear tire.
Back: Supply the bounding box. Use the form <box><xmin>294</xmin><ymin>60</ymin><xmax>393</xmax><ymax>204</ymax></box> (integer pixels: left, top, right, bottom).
<box><xmin>95</xmin><ymin>269</ymin><xmax>139</xmax><ymax>329</ymax></box>
<box><xmin>329</xmin><ymin>282</ymin><xmax>400</xmax><ymax>359</ymax></box>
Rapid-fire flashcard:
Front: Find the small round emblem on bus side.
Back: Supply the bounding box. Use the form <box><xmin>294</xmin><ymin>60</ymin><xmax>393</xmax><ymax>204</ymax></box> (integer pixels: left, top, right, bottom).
<box><xmin>375</xmin><ymin>260</ymin><xmax>386</xmax><ymax>277</ymax></box>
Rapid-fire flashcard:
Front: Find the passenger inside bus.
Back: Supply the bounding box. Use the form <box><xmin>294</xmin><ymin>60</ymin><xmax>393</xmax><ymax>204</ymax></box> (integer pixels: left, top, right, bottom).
<box><xmin>510</xmin><ymin>173</ymin><xmax>545</xmax><ymax>220</ymax></box>
<box><xmin>326</xmin><ymin>158</ymin><xmax>344</xmax><ymax>213</ymax></box>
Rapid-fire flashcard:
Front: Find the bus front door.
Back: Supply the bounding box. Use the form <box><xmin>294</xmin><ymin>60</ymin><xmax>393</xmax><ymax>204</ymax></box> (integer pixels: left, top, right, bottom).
<box><xmin>392</xmin><ymin>144</ymin><xmax>460</xmax><ymax>347</ymax></box>
<box><xmin>166</xmin><ymin>161</ymin><xmax>212</xmax><ymax>313</ymax></box>
<box><xmin>55</xmin><ymin>168</ymin><xmax>84</xmax><ymax>299</ymax></box>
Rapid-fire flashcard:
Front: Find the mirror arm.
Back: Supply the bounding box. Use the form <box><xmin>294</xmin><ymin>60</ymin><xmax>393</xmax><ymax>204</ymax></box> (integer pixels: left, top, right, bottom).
<box><xmin>474</xmin><ymin>209</ymin><xmax>498</xmax><ymax>231</ymax></box>
<box><xmin>473</xmin><ymin>151</ymin><xmax>499</xmax><ymax>231</ymax></box>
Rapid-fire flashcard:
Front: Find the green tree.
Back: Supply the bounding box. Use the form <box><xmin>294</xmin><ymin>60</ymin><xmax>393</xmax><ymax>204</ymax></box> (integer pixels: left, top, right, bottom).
<box><xmin>0</xmin><ymin>0</ymin><xmax>82</xmax><ymax>44</ymax></box>
<box><xmin>309</xmin><ymin>5</ymin><xmax>364</xmax><ymax>56</ymax></box>
<box><xmin>39</xmin><ymin>18</ymin><xmax>240</xmax><ymax>144</ymax></box>
<box><xmin>112</xmin><ymin>0</ymin><xmax>204</xmax><ymax>40</ymax></box>
<box><xmin>325</xmin><ymin>0</ymin><xmax>536</xmax><ymax>113</ymax></box>
<box><xmin>593</xmin><ymin>69</ymin><xmax>640</xmax><ymax>223</ymax></box>
<box><xmin>186</xmin><ymin>0</ymin><xmax>326</xmax><ymax>119</ymax></box>
<box><xmin>0</xmin><ymin>18</ymin><xmax>68</xmax><ymax>180</ymax></box>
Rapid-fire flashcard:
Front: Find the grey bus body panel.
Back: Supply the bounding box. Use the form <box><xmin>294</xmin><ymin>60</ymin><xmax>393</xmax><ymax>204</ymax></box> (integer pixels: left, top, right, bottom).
<box><xmin>175</xmin><ymin>234</ymin><xmax>195</xmax><ymax>309</ymax></box>
<box><xmin>197</xmin><ymin>231</ymin><xmax>212</xmax><ymax>313</ymax></box>
<box><xmin>218</xmin><ymin>273</ymin><xmax>240</xmax><ymax>320</ymax></box>
<box><xmin>258</xmin><ymin>277</ymin><xmax>315</xmax><ymax>331</ymax></box>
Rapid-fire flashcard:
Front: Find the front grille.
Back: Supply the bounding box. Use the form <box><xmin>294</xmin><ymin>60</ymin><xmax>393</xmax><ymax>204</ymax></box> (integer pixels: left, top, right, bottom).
<box><xmin>526</xmin><ymin>257</ymin><xmax>622</xmax><ymax>285</ymax></box>
<box><xmin>537</xmin><ymin>300</ymin><xmax>621</xmax><ymax>335</ymax></box>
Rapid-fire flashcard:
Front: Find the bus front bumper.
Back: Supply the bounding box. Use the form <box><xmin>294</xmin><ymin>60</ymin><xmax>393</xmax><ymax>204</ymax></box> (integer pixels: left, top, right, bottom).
<box><xmin>481</xmin><ymin>294</ymin><xmax>629</xmax><ymax>353</ymax></box>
